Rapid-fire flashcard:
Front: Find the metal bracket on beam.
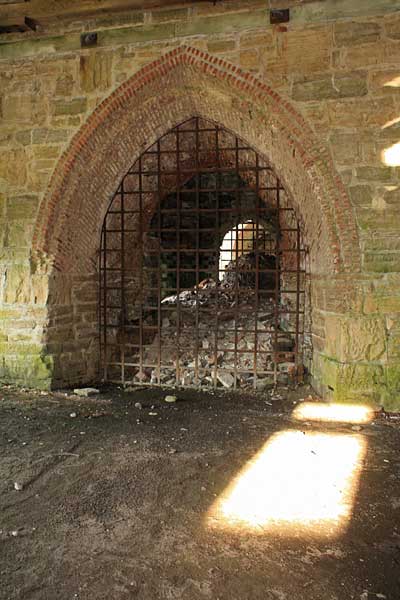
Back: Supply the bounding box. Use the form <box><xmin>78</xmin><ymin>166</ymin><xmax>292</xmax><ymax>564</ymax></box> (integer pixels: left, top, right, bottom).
<box><xmin>81</xmin><ymin>32</ymin><xmax>98</xmax><ymax>48</ymax></box>
<box><xmin>270</xmin><ymin>9</ymin><xmax>290</xmax><ymax>24</ymax></box>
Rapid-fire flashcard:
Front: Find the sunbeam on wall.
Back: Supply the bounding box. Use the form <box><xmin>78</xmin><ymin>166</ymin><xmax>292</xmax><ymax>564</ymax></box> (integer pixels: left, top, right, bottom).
<box><xmin>207</xmin><ymin>431</ymin><xmax>366</xmax><ymax>538</ymax></box>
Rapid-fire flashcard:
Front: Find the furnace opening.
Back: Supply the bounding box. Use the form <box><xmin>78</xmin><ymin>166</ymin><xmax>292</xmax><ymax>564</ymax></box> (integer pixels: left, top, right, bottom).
<box><xmin>100</xmin><ymin>117</ymin><xmax>309</xmax><ymax>390</ymax></box>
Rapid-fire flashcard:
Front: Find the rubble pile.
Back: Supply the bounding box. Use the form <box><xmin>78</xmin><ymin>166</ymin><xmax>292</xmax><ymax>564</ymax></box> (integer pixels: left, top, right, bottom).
<box><xmin>134</xmin><ymin>253</ymin><xmax>298</xmax><ymax>389</ymax></box>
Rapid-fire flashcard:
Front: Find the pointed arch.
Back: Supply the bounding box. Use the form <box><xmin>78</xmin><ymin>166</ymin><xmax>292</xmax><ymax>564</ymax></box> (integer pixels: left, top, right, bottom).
<box><xmin>32</xmin><ymin>45</ymin><xmax>360</xmax><ymax>275</ymax></box>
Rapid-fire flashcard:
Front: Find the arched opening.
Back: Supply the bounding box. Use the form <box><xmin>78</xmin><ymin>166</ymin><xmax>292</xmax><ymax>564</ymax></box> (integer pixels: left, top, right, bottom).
<box><xmin>100</xmin><ymin>117</ymin><xmax>308</xmax><ymax>390</ymax></box>
<box><xmin>29</xmin><ymin>47</ymin><xmax>361</xmax><ymax>394</ymax></box>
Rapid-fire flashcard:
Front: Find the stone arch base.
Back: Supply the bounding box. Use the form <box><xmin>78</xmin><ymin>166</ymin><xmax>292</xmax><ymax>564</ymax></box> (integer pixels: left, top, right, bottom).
<box><xmin>1</xmin><ymin>47</ymin><xmax>392</xmax><ymax>406</ymax></box>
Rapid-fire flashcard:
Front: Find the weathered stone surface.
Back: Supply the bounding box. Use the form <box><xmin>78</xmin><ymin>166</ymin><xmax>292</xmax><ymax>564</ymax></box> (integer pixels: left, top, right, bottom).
<box><xmin>384</xmin><ymin>15</ymin><xmax>400</xmax><ymax>40</ymax></box>
<box><xmin>207</xmin><ymin>39</ymin><xmax>236</xmax><ymax>53</ymax></box>
<box><xmin>355</xmin><ymin>166</ymin><xmax>396</xmax><ymax>182</ymax></box>
<box><xmin>325</xmin><ymin>315</ymin><xmax>386</xmax><ymax>362</ymax></box>
<box><xmin>329</xmin><ymin>132</ymin><xmax>361</xmax><ymax>164</ymax></box>
<box><xmin>53</xmin><ymin>97</ymin><xmax>87</xmax><ymax>116</ymax></box>
<box><xmin>3</xmin><ymin>265</ymin><xmax>32</xmax><ymax>305</ymax></box>
<box><xmin>80</xmin><ymin>52</ymin><xmax>113</xmax><ymax>93</ymax></box>
<box><xmin>349</xmin><ymin>185</ymin><xmax>373</xmax><ymax>207</ymax></box>
<box><xmin>334</xmin><ymin>21</ymin><xmax>381</xmax><ymax>46</ymax></box>
<box><xmin>32</xmin><ymin>128</ymin><xmax>72</xmax><ymax>144</ymax></box>
<box><xmin>239</xmin><ymin>49</ymin><xmax>259</xmax><ymax>70</ymax></box>
<box><xmin>176</xmin><ymin>10</ymin><xmax>267</xmax><ymax>36</ymax></box>
<box><xmin>292</xmin><ymin>72</ymin><xmax>368</xmax><ymax>101</ymax></box>
<box><xmin>1</xmin><ymin>95</ymin><xmax>47</xmax><ymax>125</ymax></box>
<box><xmin>6</xmin><ymin>195</ymin><xmax>39</xmax><ymax>220</ymax></box>
<box><xmin>264</xmin><ymin>27</ymin><xmax>331</xmax><ymax>75</ymax></box>
<box><xmin>364</xmin><ymin>252</ymin><xmax>400</xmax><ymax>273</ymax></box>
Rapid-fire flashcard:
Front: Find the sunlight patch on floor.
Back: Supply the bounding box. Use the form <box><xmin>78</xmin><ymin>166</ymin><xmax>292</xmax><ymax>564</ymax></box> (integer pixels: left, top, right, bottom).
<box><xmin>292</xmin><ymin>402</ymin><xmax>375</xmax><ymax>424</ymax></box>
<box><xmin>207</xmin><ymin>431</ymin><xmax>366</xmax><ymax>537</ymax></box>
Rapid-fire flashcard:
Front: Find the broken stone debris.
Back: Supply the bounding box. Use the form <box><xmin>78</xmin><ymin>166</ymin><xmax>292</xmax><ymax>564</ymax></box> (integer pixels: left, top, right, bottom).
<box><xmin>73</xmin><ymin>388</ymin><xmax>100</xmax><ymax>397</ymax></box>
<box><xmin>125</xmin><ymin>253</ymin><xmax>299</xmax><ymax>390</ymax></box>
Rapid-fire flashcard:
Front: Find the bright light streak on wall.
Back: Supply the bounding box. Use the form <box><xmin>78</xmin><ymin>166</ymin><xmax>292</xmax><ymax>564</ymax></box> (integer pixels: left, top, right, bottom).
<box><xmin>382</xmin><ymin>142</ymin><xmax>400</xmax><ymax>167</ymax></box>
<box><xmin>384</xmin><ymin>75</ymin><xmax>400</xmax><ymax>87</ymax></box>
<box><xmin>292</xmin><ymin>402</ymin><xmax>375</xmax><ymax>424</ymax></box>
<box><xmin>207</xmin><ymin>431</ymin><xmax>366</xmax><ymax>537</ymax></box>
<box><xmin>382</xmin><ymin>116</ymin><xmax>400</xmax><ymax>129</ymax></box>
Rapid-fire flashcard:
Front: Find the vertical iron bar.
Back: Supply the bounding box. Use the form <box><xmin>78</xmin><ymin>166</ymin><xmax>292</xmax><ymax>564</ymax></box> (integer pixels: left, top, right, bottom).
<box><xmin>195</xmin><ymin>117</ymin><xmax>200</xmax><ymax>386</ymax></box>
<box><xmin>273</xmin><ymin>179</ymin><xmax>281</xmax><ymax>387</ymax></box>
<box><xmin>138</xmin><ymin>156</ymin><xmax>144</xmax><ymax>382</ymax></box>
<box><xmin>213</xmin><ymin>124</ymin><xmax>220</xmax><ymax>389</ymax></box>
<box><xmin>103</xmin><ymin>220</ymin><xmax>108</xmax><ymax>381</ymax></box>
<box><xmin>253</xmin><ymin>154</ymin><xmax>260</xmax><ymax>390</ymax></box>
<box><xmin>295</xmin><ymin>222</ymin><xmax>301</xmax><ymax>383</ymax></box>
<box><xmin>157</xmin><ymin>140</ymin><xmax>162</xmax><ymax>385</ymax></box>
<box><xmin>121</xmin><ymin>179</ymin><xmax>126</xmax><ymax>385</ymax></box>
<box><xmin>233</xmin><ymin>135</ymin><xmax>239</xmax><ymax>390</ymax></box>
<box><xmin>176</xmin><ymin>126</ymin><xmax>181</xmax><ymax>386</ymax></box>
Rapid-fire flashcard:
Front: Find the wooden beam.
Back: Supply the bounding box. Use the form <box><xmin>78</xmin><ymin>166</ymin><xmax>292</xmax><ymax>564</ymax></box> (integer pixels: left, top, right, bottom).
<box><xmin>0</xmin><ymin>0</ymin><xmax>29</xmax><ymax>5</ymax></box>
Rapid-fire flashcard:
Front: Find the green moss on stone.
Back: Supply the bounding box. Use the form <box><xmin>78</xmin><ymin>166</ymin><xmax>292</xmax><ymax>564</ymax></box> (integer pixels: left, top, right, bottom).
<box><xmin>0</xmin><ymin>348</ymin><xmax>53</xmax><ymax>390</ymax></box>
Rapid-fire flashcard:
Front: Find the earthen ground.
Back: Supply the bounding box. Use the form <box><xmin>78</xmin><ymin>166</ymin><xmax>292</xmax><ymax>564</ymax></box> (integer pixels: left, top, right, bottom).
<box><xmin>0</xmin><ymin>384</ymin><xmax>399</xmax><ymax>600</ymax></box>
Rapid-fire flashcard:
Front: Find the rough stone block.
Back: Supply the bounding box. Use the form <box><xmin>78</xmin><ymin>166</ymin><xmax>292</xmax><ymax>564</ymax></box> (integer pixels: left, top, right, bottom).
<box><xmin>239</xmin><ymin>32</ymin><xmax>273</xmax><ymax>49</ymax></box>
<box><xmin>329</xmin><ymin>132</ymin><xmax>361</xmax><ymax>164</ymax></box>
<box><xmin>80</xmin><ymin>52</ymin><xmax>113</xmax><ymax>93</ymax></box>
<box><xmin>207</xmin><ymin>38</ymin><xmax>236</xmax><ymax>53</ymax></box>
<box><xmin>6</xmin><ymin>195</ymin><xmax>39</xmax><ymax>220</ymax></box>
<box><xmin>349</xmin><ymin>185</ymin><xmax>373</xmax><ymax>207</ymax></box>
<box><xmin>384</xmin><ymin>14</ymin><xmax>400</xmax><ymax>39</ymax></box>
<box><xmin>54</xmin><ymin>97</ymin><xmax>88</xmax><ymax>116</ymax></box>
<box><xmin>364</xmin><ymin>252</ymin><xmax>400</xmax><ymax>273</ymax></box>
<box><xmin>239</xmin><ymin>49</ymin><xmax>260</xmax><ymax>70</ymax></box>
<box><xmin>334</xmin><ymin>21</ymin><xmax>381</xmax><ymax>46</ymax></box>
<box><xmin>325</xmin><ymin>315</ymin><xmax>386</xmax><ymax>362</ymax></box>
<box><xmin>2</xmin><ymin>94</ymin><xmax>47</xmax><ymax>125</ymax></box>
<box><xmin>355</xmin><ymin>166</ymin><xmax>395</xmax><ymax>182</ymax></box>
<box><xmin>292</xmin><ymin>72</ymin><xmax>368</xmax><ymax>101</ymax></box>
<box><xmin>314</xmin><ymin>352</ymin><xmax>386</xmax><ymax>405</ymax></box>
<box><xmin>0</xmin><ymin>149</ymin><xmax>27</xmax><ymax>187</ymax></box>
<box><xmin>344</xmin><ymin>42</ymin><xmax>385</xmax><ymax>68</ymax></box>
<box><xmin>32</xmin><ymin>128</ymin><xmax>72</xmax><ymax>144</ymax></box>
<box><xmin>3</xmin><ymin>265</ymin><xmax>32</xmax><ymax>305</ymax></box>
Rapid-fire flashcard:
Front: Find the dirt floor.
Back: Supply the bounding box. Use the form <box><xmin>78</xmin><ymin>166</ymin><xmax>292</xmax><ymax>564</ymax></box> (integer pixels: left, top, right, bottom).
<box><xmin>0</xmin><ymin>384</ymin><xmax>399</xmax><ymax>600</ymax></box>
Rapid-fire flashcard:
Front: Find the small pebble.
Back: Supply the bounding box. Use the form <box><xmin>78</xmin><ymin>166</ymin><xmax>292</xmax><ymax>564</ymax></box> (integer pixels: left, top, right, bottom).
<box><xmin>149</xmin><ymin>412</ymin><xmax>158</xmax><ymax>416</ymax></box>
<box><xmin>134</xmin><ymin>402</ymin><xmax>142</xmax><ymax>410</ymax></box>
<box><xmin>14</xmin><ymin>482</ymin><xmax>23</xmax><ymax>491</ymax></box>
<box><xmin>70</xmin><ymin>412</ymin><xmax>77</xmax><ymax>418</ymax></box>
<box><xmin>351</xmin><ymin>425</ymin><xmax>363</xmax><ymax>431</ymax></box>
<box><xmin>165</xmin><ymin>395</ymin><xmax>177</xmax><ymax>403</ymax></box>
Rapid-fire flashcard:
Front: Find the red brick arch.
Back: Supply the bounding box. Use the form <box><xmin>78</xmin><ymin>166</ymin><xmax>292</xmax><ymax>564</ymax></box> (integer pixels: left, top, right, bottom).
<box><xmin>32</xmin><ymin>45</ymin><xmax>360</xmax><ymax>276</ymax></box>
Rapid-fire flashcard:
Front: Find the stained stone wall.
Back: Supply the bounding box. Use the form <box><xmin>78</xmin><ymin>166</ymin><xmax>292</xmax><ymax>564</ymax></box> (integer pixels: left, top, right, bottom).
<box><xmin>0</xmin><ymin>0</ymin><xmax>399</xmax><ymax>407</ymax></box>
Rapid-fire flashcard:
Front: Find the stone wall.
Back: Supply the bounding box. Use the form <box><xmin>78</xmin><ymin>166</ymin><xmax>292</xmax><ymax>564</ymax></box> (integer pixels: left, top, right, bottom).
<box><xmin>0</xmin><ymin>0</ymin><xmax>399</xmax><ymax>407</ymax></box>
